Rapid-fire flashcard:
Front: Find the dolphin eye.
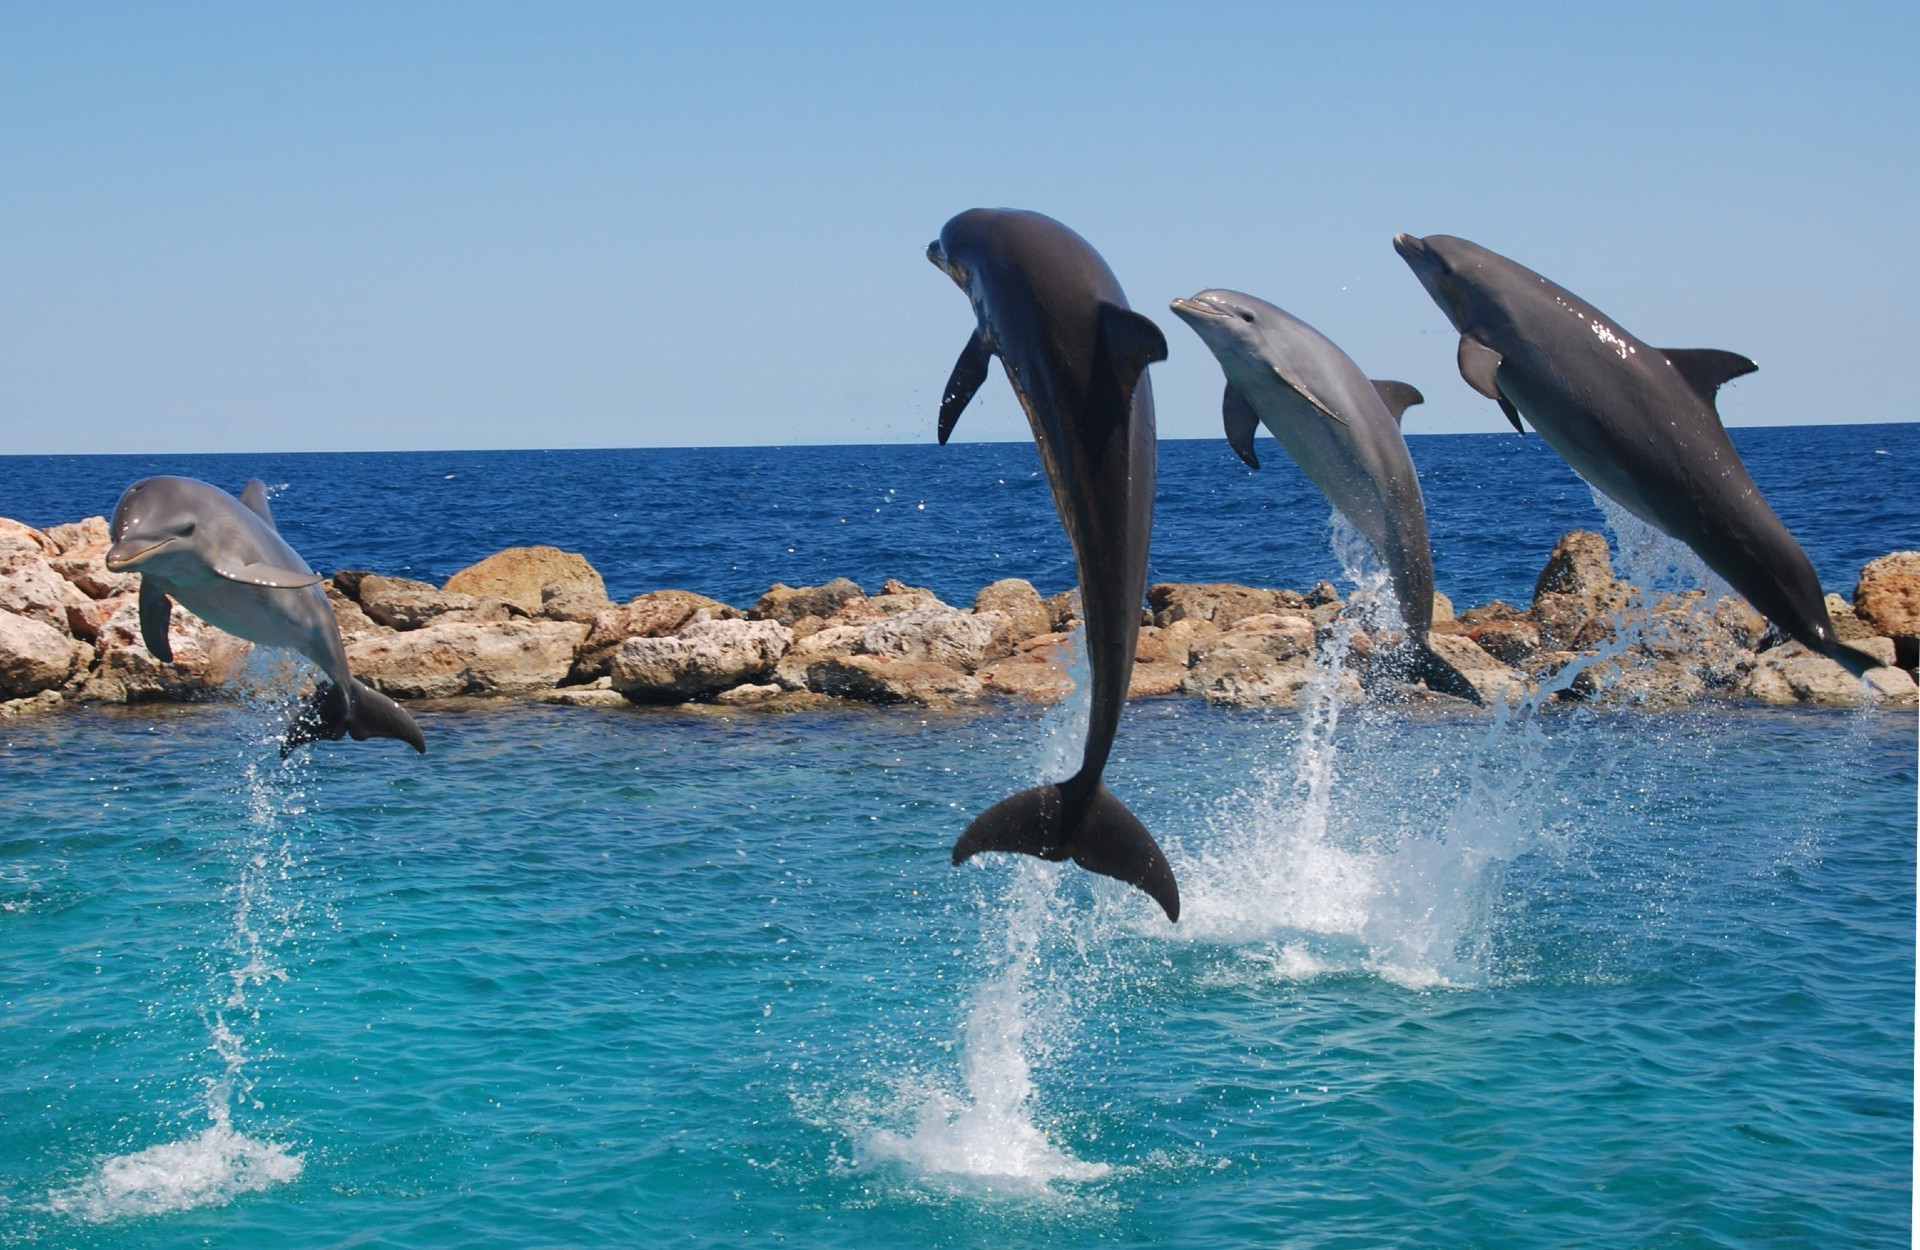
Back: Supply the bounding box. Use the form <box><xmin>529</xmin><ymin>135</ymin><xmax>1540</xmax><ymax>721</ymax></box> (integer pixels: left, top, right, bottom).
<box><xmin>178</xmin><ymin>521</ymin><xmax>197</xmax><ymax>537</ymax></box>
<box><xmin>1239</xmin><ymin>311</ymin><xmax>1254</xmax><ymax>322</ymax></box>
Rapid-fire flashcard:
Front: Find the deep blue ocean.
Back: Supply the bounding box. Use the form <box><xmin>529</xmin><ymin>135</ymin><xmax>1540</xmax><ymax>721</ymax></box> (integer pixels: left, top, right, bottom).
<box><xmin>1</xmin><ymin>426</ymin><xmax>1915</xmax><ymax>1248</ymax></box>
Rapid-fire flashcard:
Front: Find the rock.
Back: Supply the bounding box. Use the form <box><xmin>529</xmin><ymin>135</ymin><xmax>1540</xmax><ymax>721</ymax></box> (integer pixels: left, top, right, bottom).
<box><xmin>1854</xmin><ymin>552</ymin><xmax>1920</xmax><ymax>670</ymax></box>
<box><xmin>805</xmin><ymin>655</ymin><xmax>982</xmax><ymax>708</ymax></box>
<box><xmin>1431</xmin><ymin>591</ymin><xmax>1455</xmax><ymax>623</ymax></box>
<box><xmin>540</xmin><ymin>583</ymin><xmax>615</xmax><ymax>624</ymax></box>
<box><xmin>42</xmin><ymin>516</ymin><xmax>109</xmax><ymax>555</ymax></box>
<box><xmin>536</xmin><ymin>687</ymin><xmax>632</xmax><ymax>708</ymax></box>
<box><xmin>1740</xmin><ymin>641</ymin><xmax>1893</xmax><ymax>707</ymax></box>
<box><xmin>1042</xmin><ymin>588</ymin><xmax>1082</xmax><ymax>631</ymax></box>
<box><xmin>1209</xmin><ymin>613</ymin><xmax>1316</xmax><ymax>662</ymax></box>
<box><xmin>608</xmin><ymin>618</ymin><xmax>791</xmax><ymax>702</ymax></box>
<box><xmin>1127</xmin><ymin>663</ymin><xmax>1186</xmax><ymax>698</ymax></box>
<box><xmin>976</xmin><ymin>653</ymin><xmax>1075</xmax><ymax>703</ymax></box>
<box><xmin>1</xmin><ymin>689</ymin><xmax>65</xmax><ymax>718</ymax></box>
<box><xmin>47</xmin><ymin>530</ymin><xmax>137</xmax><ymax>599</ymax></box>
<box><xmin>1824</xmin><ymin>593</ymin><xmax>1878</xmax><ymax>643</ymax></box>
<box><xmin>0</xmin><ymin>539</ymin><xmax>89</xmax><ymax>633</ymax></box>
<box><xmin>856</xmin><ymin>607</ymin><xmax>999</xmax><ymax>670</ymax></box>
<box><xmin>1457</xmin><ymin>600</ymin><xmax>1528</xmax><ymax>626</ymax></box>
<box><xmin>358</xmin><ymin>574</ymin><xmax>506</xmax><ymax>630</ymax></box>
<box><xmin>65</xmin><ymin>593</ymin><xmax>134</xmax><ymax>644</ymax></box>
<box><xmin>1152</xmin><ymin>618</ymin><xmax>1211</xmax><ymax>669</ymax></box>
<box><xmin>349</xmin><ymin>619</ymin><xmax>589</xmax><ymax>699</ymax></box>
<box><xmin>1305</xmin><ymin>581</ymin><xmax>1341</xmax><ymax>608</ymax></box>
<box><xmin>714</xmin><ymin>682</ymin><xmax>782</xmax><ymax>706</ymax></box>
<box><xmin>1149</xmin><ymin>582</ymin><xmax>1310</xmax><ymax>629</ymax></box>
<box><xmin>1572</xmin><ymin>657</ymin><xmax>1707</xmax><ymax>709</ymax></box>
<box><xmin>0</xmin><ymin>519</ymin><xmax>58</xmax><ymax>556</ymax></box>
<box><xmin>442</xmin><ymin>546</ymin><xmax>607</xmax><ymax>614</ymax></box>
<box><xmin>1468</xmin><ymin>618</ymin><xmax>1541</xmax><ymax>664</ymax></box>
<box><xmin>89</xmin><ymin>599</ymin><xmax>253</xmax><ymax>702</ymax></box>
<box><xmin>0</xmin><ymin>613</ymin><xmax>83</xmax><ymax>698</ymax></box>
<box><xmin>751</xmin><ymin>577</ymin><xmax>865</xmax><ymax>625</ymax></box>
<box><xmin>569</xmin><ymin>591</ymin><xmax>743</xmax><ymax>683</ymax></box>
<box><xmin>1534</xmin><ymin>531</ymin><xmax>1618</xmax><ymax>599</ymax></box>
<box><xmin>772</xmin><ymin>624</ymin><xmax>866</xmax><ymax>690</ymax></box>
<box><xmin>1424</xmin><ymin>633</ymin><xmax>1529</xmax><ymax>703</ymax></box>
<box><xmin>974</xmin><ymin>579</ymin><xmax>1052</xmax><ymax>645</ymax></box>
<box><xmin>1185</xmin><ymin>649</ymin><xmax>1322</xmax><ymax>707</ymax></box>
<box><xmin>325</xmin><ymin>584</ymin><xmax>387</xmax><ymax>641</ymax></box>
<box><xmin>330</xmin><ymin>569</ymin><xmax>373</xmax><ymax>600</ymax></box>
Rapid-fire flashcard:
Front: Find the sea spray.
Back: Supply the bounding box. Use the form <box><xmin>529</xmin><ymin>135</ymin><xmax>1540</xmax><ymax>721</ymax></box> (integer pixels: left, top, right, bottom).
<box><xmin>856</xmin><ymin>629</ymin><xmax>1113</xmax><ymax>1189</ymax></box>
<box><xmin>48</xmin><ymin>679</ymin><xmax>309</xmax><ymax>1222</ymax></box>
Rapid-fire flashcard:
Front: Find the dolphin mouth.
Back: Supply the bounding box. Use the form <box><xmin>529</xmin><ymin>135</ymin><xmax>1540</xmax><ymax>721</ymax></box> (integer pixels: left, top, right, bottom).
<box><xmin>105</xmin><ymin>538</ymin><xmax>170</xmax><ymax>570</ymax></box>
<box><xmin>1169</xmin><ymin>296</ymin><xmax>1227</xmax><ymax>320</ymax></box>
<box><xmin>1393</xmin><ymin>233</ymin><xmax>1429</xmax><ymax>265</ymax></box>
<box><xmin>926</xmin><ymin>241</ymin><xmax>963</xmax><ymax>285</ymax></box>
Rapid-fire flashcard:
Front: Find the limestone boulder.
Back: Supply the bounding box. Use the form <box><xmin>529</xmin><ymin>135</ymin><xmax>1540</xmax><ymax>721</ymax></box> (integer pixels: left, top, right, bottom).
<box><xmin>45</xmin><ymin>519</ymin><xmax>137</xmax><ymax>600</ymax></box>
<box><xmin>42</xmin><ymin>516</ymin><xmax>109</xmax><ymax>556</ymax></box>
<box><xmin>713</xmin><ymin>682</ymin><xmax>782</xmax><ymax>706</ymax></box>
<box><xmin>569</xmin><ymin>591</ymin><xmax>744</xmax><ymax>683</ymax></box>
<box><xmin>1746</xmin><ymin>637</ymin><xmax>1915</xmax><ymax>707</ymax></box>
<box><xmin>1043</xmin><ymin>588</ymin><xmax>1082</xmax><ymax>631</ymax></box>
<box><xmin>1206</xmin><ymin>613</ymin><xmax>1316</xmax><ymax>662</ymax></box>
<box><xmin>976</xmin><ymin>653</ymin><xmax>1075</xmax><ymax>703</ymax></box>
<box><xmin>442</xmin><ymin>546</ymin><xmax>606</xmax><ymax>614</ymax></box>
<box><xmin>750</xmin><ymin>577</ymin><xmax>865</xmax><ymax>625</ymax></box>
<box><xmin>349</xmin><ymin>619</ymin><xmax>589</xmax><ymax>699</ymax></box>
<box><xmin>541</xmin><ymin>583</ymin><xmax>616</xmax><ymax>624</ymax></box>
<box><xmin>358</xmin><ymin>574</ymin><xmax>517</xmax><ymax>631</ymax></box>
<box><xmin>1468</xmin><ymin>618</ymin><xmax>1541</xmax><ymax>665</ymax></box>
<box><xmin>0</xmin><ymin>518</ymin><xmax>58</xmax><ymax>556</ymax></box>
<box><xmin>1424</xmin><ymin>633</ymin><xmax>1529</xmax><ymax>703</ymax></box>
<box><xmin>1184</xmin><ymin>649</ymin><xmax>1321</xmax><ymax>707</ymax></box>
<box><xmin>88</xmin><ymin>599</ymin><xmax>253</xmax><ymax>702</ymax></box>
<box><xmin>609</xmin><ymin>618</ymin><xmax>791</xmax><ymax>702</ymax></box>
<box><xmin>66</xmin><ymin>592</ymin><xmax>135</xmax><ymax>644</ymax></box>
<box><xmin>1823</xmin><ymin>593</ymin><xmax>1878</xmax><ymax>643</ymax></box>
<box><xmin>1149</xmin><ymin>582</ymin><xmax>1309</xmax><ymax>629</ymax></box>
<box><xmin>0</xmin><ymin>537</ymin><xmax>89</xmax><ymax>632</ymax></box>
<box><xmin>1127</xmin><ymin>662</ymin><xmax>1186</xmax><ymax>698</ymax></box>
<box><xmin>772</xmin><ymin>624</ymin><xmax>865</xmax><ymax>690</ymax></box>
<box><xmin>974</xmin><ymin>579</ymin><xmax>1052</xmax><ymax>646</ymax></box>
<box><xmin>324</xmin><ymin>584</ymin><xmax>387</xmax><ymax>642</ymax></box>
<box><xmin>0</xmin><ymin>613</ymin><xmax>83</xmax><ymax>699</ymax></box>
<box><xmin>805</xmin><ymin>655</ymin><xmax>982</xmax><ymax>708</ymax></box>
<box><xmin>856</xmin><ymin>606</ymin><xmax>999</xmax><ymax>670</ymax></box>
<box><xmin>1854</xmin><ymin>552</ymin><xmax>1920</xmax><ymax>670</ymax></box>
<box><xmin>1534</xmin><ymin>531</ymin><xmax>1619</xmax><ymax>599</ymax></box>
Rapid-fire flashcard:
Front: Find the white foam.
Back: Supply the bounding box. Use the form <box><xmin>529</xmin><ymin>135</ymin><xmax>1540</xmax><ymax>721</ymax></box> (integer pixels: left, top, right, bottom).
<box><xmin>47</xmin><ymin>1105</ymin><xmax>301</xmax><ymax>1222</ymax></box>
<box><xmin>859</xmin><ymin>864</ymin><xmax>1109</xmax><ymax>1189</ymax></box>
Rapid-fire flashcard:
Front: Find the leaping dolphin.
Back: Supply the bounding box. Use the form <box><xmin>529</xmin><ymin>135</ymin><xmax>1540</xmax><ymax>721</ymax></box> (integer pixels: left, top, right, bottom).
<box><xmin>928</xmin><ymin>207</ymin><xmax>1178</xmax><ymax>922</ymax></box>
<box><xmin>1170</xmin><ymin>288</ymin><xmax>1482</xmax><ymax>705</ymax></box>
<box><xmin>107</xmin><ymin>475</ymin><xmax>426</xmax><ymax>754</ymax></box>
<box><xmin>1393</xmin><ymin>233</ymin><xmax>1880</xmax><ymax>679</ymax></box>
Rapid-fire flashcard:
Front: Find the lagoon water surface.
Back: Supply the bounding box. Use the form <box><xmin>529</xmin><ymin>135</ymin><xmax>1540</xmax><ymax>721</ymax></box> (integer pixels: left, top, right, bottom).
<box><xmin>1</xmin><ymin>428</ymin><xmax>1915</xmax><ymax>1246</ymax></box>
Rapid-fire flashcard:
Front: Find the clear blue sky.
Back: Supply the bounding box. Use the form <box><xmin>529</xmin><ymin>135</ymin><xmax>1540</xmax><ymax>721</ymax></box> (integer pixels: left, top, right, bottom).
<box><xmin>2</xmin><ymin>2</ymin><xmax>1913</xmax><ymax>454</ymax></box>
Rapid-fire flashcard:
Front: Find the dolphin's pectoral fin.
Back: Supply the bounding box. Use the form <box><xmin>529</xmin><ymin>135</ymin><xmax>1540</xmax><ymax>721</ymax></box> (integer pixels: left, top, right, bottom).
<box><xmin>214</xmin><ymin>562</ymin><xmax>324</xmax><ymax>589</ymax></box>
<box><xmin>1457</xmin><ymin>336</ymin><xmax>1523</xmax><ymax>432</ymax></box>
<box><xmin>1096</xmin><ymin>302</ymin><xmax>1169</xmax><ymax>408</ymax></box>
<box><xmin>1661</xmin><ymin>348</ymin><xmax>1758</xmax><ymax>410</ymax></box>
<box><xmin>938</xmin><ymin>328</ymin><xmax>994</xmax><ymax>445</ymax></box>
<box><xmin>1457</xmin><ymin>335</ymin><xmax>1503</xmax><ymax>399</ymax></box>
<box><xmin>238</xmin><ymin>479</ymin><xmax>278</xmax><ymax>530</ymax></box>
<box><xmin>1223</xmin><ymin>384</ymin><xmax>1262</xmax><ymax>469</ymax></box>
<box><xmin>953</xmin><ymin>779</ymin><xmax>1179</xmax><ymax>922</ymax></box>
<box><xmin>137</xmin><ymin>579</ymin><xmax>174</xmax><ymax>664</ymax></box>
<box><xmin>1371</xmin><ymin>380</ymin><xmax>1425</xmax><ymax>427</ymax></box>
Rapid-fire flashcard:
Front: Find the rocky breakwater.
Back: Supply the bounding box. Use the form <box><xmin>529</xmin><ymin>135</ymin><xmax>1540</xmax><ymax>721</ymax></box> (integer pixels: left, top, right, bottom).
<box><xmin>2</xmin><ymin>513</ymin><xmax>1916</xmax><ymax>720</ymax></box>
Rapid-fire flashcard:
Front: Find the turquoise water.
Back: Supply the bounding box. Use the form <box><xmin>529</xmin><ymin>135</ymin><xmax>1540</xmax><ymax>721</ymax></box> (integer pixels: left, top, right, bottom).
<box><xmin>2</xmin><ymin>685</ymin><xmax>1911</xmax><ymax>1246</ymax></box>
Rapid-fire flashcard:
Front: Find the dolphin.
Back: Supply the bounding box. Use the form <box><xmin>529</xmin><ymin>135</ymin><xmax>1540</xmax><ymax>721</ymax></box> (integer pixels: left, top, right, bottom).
<box><xmin>1393</xmin><ymin>233</ymin><xmax>1881</xmax><ymax>679</ymax></box>
<box><xmin>106</xmin><ymin>475</ymin><xmax>426</xmax><ymax>754</ymax></box>
<box><xmin>928</xmin><ymin>207</ymin><xmax>1178</xmax><ymax>921</ymax></box>
<box><xmin>1170</xmin><ymin>288</ymin><xmax>1482</xmax><ymax>705</ymax></box>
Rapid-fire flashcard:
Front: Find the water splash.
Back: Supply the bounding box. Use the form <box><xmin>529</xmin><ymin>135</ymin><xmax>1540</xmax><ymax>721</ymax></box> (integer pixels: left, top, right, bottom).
<box><xmin>49</xmin><ymin>682</ymin><xmax>309</xmax><ymax>1222</ymax></box>
<box><xmin>857</xmin><ymin>627</ymin><xmax>1109</xmax><ymax>1190</ymax></box>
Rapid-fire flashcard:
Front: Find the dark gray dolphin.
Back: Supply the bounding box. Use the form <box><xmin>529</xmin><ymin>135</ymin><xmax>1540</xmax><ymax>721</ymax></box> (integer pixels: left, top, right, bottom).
<box><xmin>1393</xmin><ymin>233</ymin><xmax>1880</xmax><ymax>678</ymax></box>
<box><xmin>1170</xmin><ymin>288</ymin><xmax>1481</xmax><ymax>705</ymax></box>
<box><xmin>928</xmin><ymin>207</ymin><xmax>1177</xmax><ymax>921</ymax></box>
<box><xmin>107</xmin><ymin>475</ymin><xmax>426</xmax><ymax>753</ymax></box>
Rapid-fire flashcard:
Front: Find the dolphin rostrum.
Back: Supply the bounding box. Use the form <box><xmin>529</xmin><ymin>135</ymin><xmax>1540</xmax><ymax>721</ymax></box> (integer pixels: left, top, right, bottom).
<box><xmin>107</xmin><ymin>475</ymin><xmax>426</xmax><ymax>753</ymax></box>
<box><xmin>928</xmin><ymin>207</ymin><xmax>1178</xmax><ymax>921</ymax></box>
<box><xmin>1170</xmin><ymin>288</ymin><xmax>1482</xmax><ymax>705</ymax></box>
<box><xmin>1393</xmin><ymin>233</ymin><xmax>1881</xmax><ymax>679</ymax></box>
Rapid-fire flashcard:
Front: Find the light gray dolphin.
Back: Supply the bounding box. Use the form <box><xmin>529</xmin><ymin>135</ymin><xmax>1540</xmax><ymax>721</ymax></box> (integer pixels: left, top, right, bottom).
<box><xmin>1393</xmin><ymin>233</ymin><xmax>1880</xmax><ymax>678</ymax></box>
<box><xmin>1170</xmin><ymin>289</ymin><xmax>1482</xmax><ymax>705</ymax></box>
<box><xmin>106</xmin><ymin>475</ymin><xmax>426</xmax><ymax>753</ymax></box>
<box><xmin>929</xmin><ymin>207</ymin><xmax>1178</xmax><ymax>921</ymax></box>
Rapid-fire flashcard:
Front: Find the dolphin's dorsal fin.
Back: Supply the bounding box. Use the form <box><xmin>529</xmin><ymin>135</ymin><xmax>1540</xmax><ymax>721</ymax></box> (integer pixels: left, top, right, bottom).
<box><xmin>137</xmin><ymin>579</ymin><xmax>174</xmax><ymax>663</ymax></box>
<box><xmin>1457</xmin><ymin>335</ymin><xmax>1525</xmax><ymax>433</ymax></box>
<box><xmin>215</xmin><ymin>562</ymin><xmax>324</xmax><ymax>589</ymax></box>
<box><xmin>1661</xmin><ymin>348</ymin><xmax>1757</xmax><ymax>408</ymax></box>
<box><xmin>1096</xmin><ymin>303</ymin><xmax>1169</xmax><ymax>409</ymax></box>
<box><xmin>938</xmin><ymin>327</ymin><xmax>994</xmax><ymax>445</ymax></box>
<box><xmin>1371</xmin><ymin>380</ymin><xmax>1424</xmax><ymax>426</ymax></box>
<box><xmin>1223</xmin><ymin>384</ymin><xmax>1261</xmax><ymax>469</ymax></box>
<box><xmin>238</xmin><ymin>479</ymin><xmax>277</xmax><ymax>529</ymax></box>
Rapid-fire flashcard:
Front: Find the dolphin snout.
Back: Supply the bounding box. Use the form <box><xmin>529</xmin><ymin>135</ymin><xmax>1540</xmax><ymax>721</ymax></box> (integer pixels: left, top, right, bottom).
<box><xmin>106</xmin><ymin>538</ymin><xmax>167</xmax><ymax>570</ymax></box>
<box><xmin>1392</xmin><ymin>233</ymin><xmax>1426</xmax><ymax>263</ymax></box>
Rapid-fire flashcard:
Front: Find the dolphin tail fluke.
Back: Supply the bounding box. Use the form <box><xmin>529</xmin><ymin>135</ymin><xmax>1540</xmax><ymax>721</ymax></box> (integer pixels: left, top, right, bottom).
<box><xmin>1410</xmin><ymin>640</ymin><xmax>1485</xmax><ymax>705</ymax></box>
<box><xmin>952</xmin><ymin>779</ymin><xmax>1179</xmax><ymax>921</ymax></box>
<box><xmin>1820</xmin><ymin>640</ymin><xmax>1885</xmax><ymax>681</ymax></box>
<box><xmin>282</xmin><ymin>678</ymin><xmax>426</xmax><ymax>755</ymax></box>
